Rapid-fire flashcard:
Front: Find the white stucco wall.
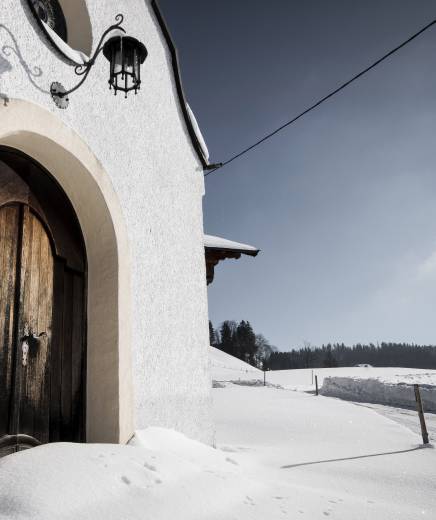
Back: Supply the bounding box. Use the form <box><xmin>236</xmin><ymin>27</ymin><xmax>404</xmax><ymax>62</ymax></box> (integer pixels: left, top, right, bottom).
<box><xmin>0</xmin><ymin>0</ymin><xmax>213</xmax><ymax>443</ymax></box>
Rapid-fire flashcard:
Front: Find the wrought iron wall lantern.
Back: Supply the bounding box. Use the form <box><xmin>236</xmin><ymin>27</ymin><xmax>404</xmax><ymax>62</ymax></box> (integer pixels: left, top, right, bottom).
<box><xmin>51</xmin><ymin>14</ymin><xmax>148</xmax><ymax>109</ymax></box>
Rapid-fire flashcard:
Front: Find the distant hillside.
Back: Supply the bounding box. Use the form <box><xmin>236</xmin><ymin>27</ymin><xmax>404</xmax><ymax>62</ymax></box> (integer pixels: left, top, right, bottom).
<box><xmin>210</xmin><ymin>347</ymin><xmax>261</xmax><ymax>382</ymax></box>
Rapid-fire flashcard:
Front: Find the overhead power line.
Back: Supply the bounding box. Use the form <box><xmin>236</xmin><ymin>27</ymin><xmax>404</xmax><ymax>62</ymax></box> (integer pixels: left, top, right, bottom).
<box><xmin>204</xmin><ymin>17</ymin><xmax>436</xmax><ymax>178</ymax></box>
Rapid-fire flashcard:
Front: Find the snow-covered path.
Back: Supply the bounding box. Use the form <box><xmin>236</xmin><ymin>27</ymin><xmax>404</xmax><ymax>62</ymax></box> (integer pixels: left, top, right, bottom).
<box><xmin>353</xmin><ymin>401</ymin><xmax>436</xmax><ymax>442</ymax></box>
<box><xmin>213</xmin><ymin>385</ymin><xmax>436</xmax><ymax>519</ymax></box>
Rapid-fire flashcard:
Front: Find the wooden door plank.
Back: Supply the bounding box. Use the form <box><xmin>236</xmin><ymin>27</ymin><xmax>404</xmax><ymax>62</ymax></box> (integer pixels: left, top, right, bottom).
<box><xmin>33</xmin><ymin>219</ymin><xmax>53</xmax><ymax>443</ymax></box>
<box><xmin>71</xmin><ymin>272</ymin><xmax>85</xmax><ymax>441</ymax></box>
<box><xmin>61</xmin><ymin>271</ymin><xmax>73</xmax><ymax>441</ymax></box>
<box><xmin>0</xmin><ymin>205</ymin><xmax>19</xmax><ymax>441</ymax></box>
<box><xmin>49</xmin><ymin>260</ymin><xmax>64</xmax><ymax>442</ymax></box>
<box><xmin>16</xmin><ymin>206</ymin><xmax>35</xmax><ymax>439</ymax></box>
<box><xmin>18</xmin><ymin>210</ymin><xmax>53</xmax><ymax>445</ymax></box>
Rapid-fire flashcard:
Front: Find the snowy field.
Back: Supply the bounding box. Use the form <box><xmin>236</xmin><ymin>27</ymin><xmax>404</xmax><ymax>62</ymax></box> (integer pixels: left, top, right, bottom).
<box><xmin>210</xmin><ymin>348</ymin><xmax>436</xmax><ymax>518</ymax></box>
<box><xmin>0</xmin><ymin>350</ymin><xmax>435</xmax><ymax>519</ymax></box>
<box><xmin>213</xmin><ymin>384</ymin><xmax>436</xmax><ymax>519</ymax></box>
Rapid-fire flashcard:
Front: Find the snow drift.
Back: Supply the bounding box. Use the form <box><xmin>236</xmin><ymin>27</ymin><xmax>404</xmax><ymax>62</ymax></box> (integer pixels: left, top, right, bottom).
<box><xmin>321</xmin><ymin>375</ymin><xmax>436</xmax><ymax>412</ymax></box>
<box><xmin>0</xmin><ymin>428</ymin><xmax>261</xmax><ymax>520</ymax></box>
<box><xmin>267</xmin><ymin>366</ymin><xmax>436</xmax><ymax>391</ymax></box>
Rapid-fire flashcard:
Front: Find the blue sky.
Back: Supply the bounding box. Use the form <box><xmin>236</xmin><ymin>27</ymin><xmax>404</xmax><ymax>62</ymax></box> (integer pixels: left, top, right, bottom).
<box><xmin>160</xmin><ymin>0</ymin><xmax>436</xmax><ymax>349</ymax></box>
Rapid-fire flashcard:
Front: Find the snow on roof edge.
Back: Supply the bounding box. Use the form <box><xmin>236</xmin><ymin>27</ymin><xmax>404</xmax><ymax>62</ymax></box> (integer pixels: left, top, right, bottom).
<box><xmin>150</xmin><ymin>1</ymin><xmax>210</xmax><ymax>168</ymax></box>
<box><xmin>204</xmin><ymin>234</ymin><xmax>259</xmax><ymax>254</ymax></box>
<box><xmin>186</xmin><ymin>104</ymin><xmax>210</xmax><ymax>161</ymax></box>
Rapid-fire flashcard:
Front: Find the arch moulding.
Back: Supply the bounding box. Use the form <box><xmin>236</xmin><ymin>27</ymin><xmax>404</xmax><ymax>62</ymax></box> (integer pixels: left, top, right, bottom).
<box><xmin>0</xmin><ymin>99</ymin><xmax>134</xmax><ymax>443</ymax></box>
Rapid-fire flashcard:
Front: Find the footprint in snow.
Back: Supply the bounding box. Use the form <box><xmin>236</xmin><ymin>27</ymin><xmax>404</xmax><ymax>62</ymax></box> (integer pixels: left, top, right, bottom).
<box><xmin>225</xmin><ymin>457</ymin><xmax>238</xmax><ymax>465</ymax></box>
<box><xmin>121</xmin><ymin>476</ymin><xmax>131</xmax><ymax>485</ymax></box>
<box><xmin>144</xmin><ymin>462</ymin><xmax>157</xmax><ymax>472</ymax></box>
<box><xmin>204</xmin><ymin>470</ymin><xmax>226</xmax><ymax>479</ymax></box>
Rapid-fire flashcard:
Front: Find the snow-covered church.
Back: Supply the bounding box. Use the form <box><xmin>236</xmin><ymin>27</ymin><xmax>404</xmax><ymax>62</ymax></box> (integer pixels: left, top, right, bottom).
<box><xmin>0</xmin><ymin>0</ymin><xmax>258</xmax><ymax>457</ymax></box>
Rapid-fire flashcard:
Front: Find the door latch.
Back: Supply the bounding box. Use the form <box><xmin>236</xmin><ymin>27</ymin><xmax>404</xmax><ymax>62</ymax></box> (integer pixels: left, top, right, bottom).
<box><xmin>21</xmin><ymin>340</ymin><xmax>29</xmax><ymax>367</ymax></box>
<box><xmin>20</xmin><ymin>326</ymin><xmax>47</xmax><ymax>367</ymax></box>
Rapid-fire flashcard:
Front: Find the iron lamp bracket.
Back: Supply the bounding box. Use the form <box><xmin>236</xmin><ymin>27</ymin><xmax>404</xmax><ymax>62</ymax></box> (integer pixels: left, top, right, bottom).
<box><xmin>50</xmin><ymin>14</ymin><xmax>127</xmax><ymax>108</ymax></box>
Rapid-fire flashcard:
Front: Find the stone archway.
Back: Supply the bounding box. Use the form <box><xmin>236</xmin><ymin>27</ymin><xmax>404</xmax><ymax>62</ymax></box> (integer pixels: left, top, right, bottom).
<box><xmin>0</xmin><ymin>99</ymin><xmax>134</xmax><ymax>443</ymax></box>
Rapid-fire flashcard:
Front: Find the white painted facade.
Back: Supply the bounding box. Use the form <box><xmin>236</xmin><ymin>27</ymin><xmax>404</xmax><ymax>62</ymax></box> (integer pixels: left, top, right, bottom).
<box><xmin>0</xmin><ymin>1</ymin><xmax>213</xmax><ymax>443</ymax></box>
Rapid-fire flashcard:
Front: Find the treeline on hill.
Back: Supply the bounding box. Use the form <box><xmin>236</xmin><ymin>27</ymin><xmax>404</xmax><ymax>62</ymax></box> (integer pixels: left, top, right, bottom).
<box><xmin>210</xmin><ymin>320</ymin><xmax>436</xmax><ymax>370</ymax></box>
<box><xmin>266</xmin><ymin>343</ymin><xmax>436</xmax><ymax>370</ymax></box>
<box><xmin>209</xmin><ymin>320</ymin><xmax>275</xmax><ymax>369</ymax></box>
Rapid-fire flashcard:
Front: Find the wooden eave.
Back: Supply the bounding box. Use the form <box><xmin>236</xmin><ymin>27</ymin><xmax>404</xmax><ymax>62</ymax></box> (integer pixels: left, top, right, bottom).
<box><xmin>204</xmin><ymin>246</ymin><xmax>260</xmax><ymax>285</ymax></box>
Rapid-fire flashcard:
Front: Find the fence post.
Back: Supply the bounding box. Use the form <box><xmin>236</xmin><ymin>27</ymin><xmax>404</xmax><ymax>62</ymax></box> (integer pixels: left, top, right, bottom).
<box><xmin>263</xmin><ymin>369</ymin><xmax>266</xmax><ymax>387</ymax></box>
<box><xmin>311</xmin><ymin>369</ymin><xmax>313</xmax><ymax>385</ymax></box>
<box><xmin>315</xmin><ymin>375</ymin><xmax>319</xmax><ymax>396</ymax></box>
<box><xmin>414</xmin><ymin>384</ymin><xmax>429</xmax><ymax>445</ymax></box>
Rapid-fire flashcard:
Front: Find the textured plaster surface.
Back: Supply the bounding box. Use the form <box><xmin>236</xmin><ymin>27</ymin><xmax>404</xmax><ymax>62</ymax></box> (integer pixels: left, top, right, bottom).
<box><xmin>0</xmin><ymin>0</ymin><xmax>213</xmax><ymax>443</ymax></box>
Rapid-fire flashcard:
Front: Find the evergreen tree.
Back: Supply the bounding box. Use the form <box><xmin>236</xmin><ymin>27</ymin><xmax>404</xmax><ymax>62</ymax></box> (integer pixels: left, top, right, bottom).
<box><xmin>235</xmin><ymin>320</ymin><xmax>257</xmax><ymax>364</ymax></box>
<box><xmin>323</xmin><ymin>344</ymin><xmax>338</xmax><ymax>368</ymax></box>
<box><xmin>219</xmin><ymin>321</ymin><xmax>237</xmax><ymax>356</ymax></box>
<box><xmin>209</xmin><ymin>321</ymin><xmax>219</xmax><ymax>348</ymax></box>
<box><xmin>264</xmin><ymin>341</ymin><xmax>436</xmax><ymax>370</ymax></box>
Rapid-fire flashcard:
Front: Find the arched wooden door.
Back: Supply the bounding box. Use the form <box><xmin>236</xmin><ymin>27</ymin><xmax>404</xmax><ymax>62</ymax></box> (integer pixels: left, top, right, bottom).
<box><xmin>0</xmin><ymin>151</ymin><xmax>86</xmax><ymax>457</ymax></box>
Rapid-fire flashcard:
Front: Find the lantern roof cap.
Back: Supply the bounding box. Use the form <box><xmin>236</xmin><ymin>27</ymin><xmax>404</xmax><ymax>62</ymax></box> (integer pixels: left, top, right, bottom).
<box><xmin>103</xmin><ymin>35</ymin><xmax>148</xmax><ymax>63</ymax></box>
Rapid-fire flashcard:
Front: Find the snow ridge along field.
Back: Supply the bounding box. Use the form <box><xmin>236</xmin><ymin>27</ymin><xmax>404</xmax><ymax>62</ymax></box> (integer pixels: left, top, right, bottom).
<box><xmin>321</xmin><ymin>374</ymin><xmax>436</xmax><ymax>412</ymax></box>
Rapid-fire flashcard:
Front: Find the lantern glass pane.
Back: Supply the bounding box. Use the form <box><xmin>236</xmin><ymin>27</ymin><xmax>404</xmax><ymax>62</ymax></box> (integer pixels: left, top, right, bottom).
<box><xmin>134</xmin><ymin>50</ymin><xmax>140</xmax><ymax>84</ymax></box>
<box><xmin>110</xmin><ymin>45</ymin><xmax>115</xmax><ymax>76</ymax></box>
<box><xmin>114</xmin><ymin>48</ymin><xmax>123</xmax><ymax>74</ymax></box>
<box><xmin>124</xmin><ymin>46</ymin><xmax>135</xmax><ymax>75</ymax></box>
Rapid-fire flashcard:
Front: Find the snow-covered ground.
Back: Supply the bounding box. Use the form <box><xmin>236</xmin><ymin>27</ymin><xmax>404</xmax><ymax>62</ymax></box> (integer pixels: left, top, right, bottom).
<box><xmin>0</xmin><ymin>428</ymin><xmax>254</xmax><ymax>520</ymax></box>
<box><xmin>210</xmin><ymin>348</ymin><xmax>436</xmax><ymax>517</ymax></box>
<box><xmin>213</xmin><ymin>384</ymin><xmax>436</xmax><ymax>519</ymax></box>
<box><xmin>1</xmin><ymin>350</ymin><xmax>435</xmax><ymax>519</ymax></box>
<box><xmin>354</xmin><ymin>401</ymin><xmax>436</xmax><ymax>440</ymax></box>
